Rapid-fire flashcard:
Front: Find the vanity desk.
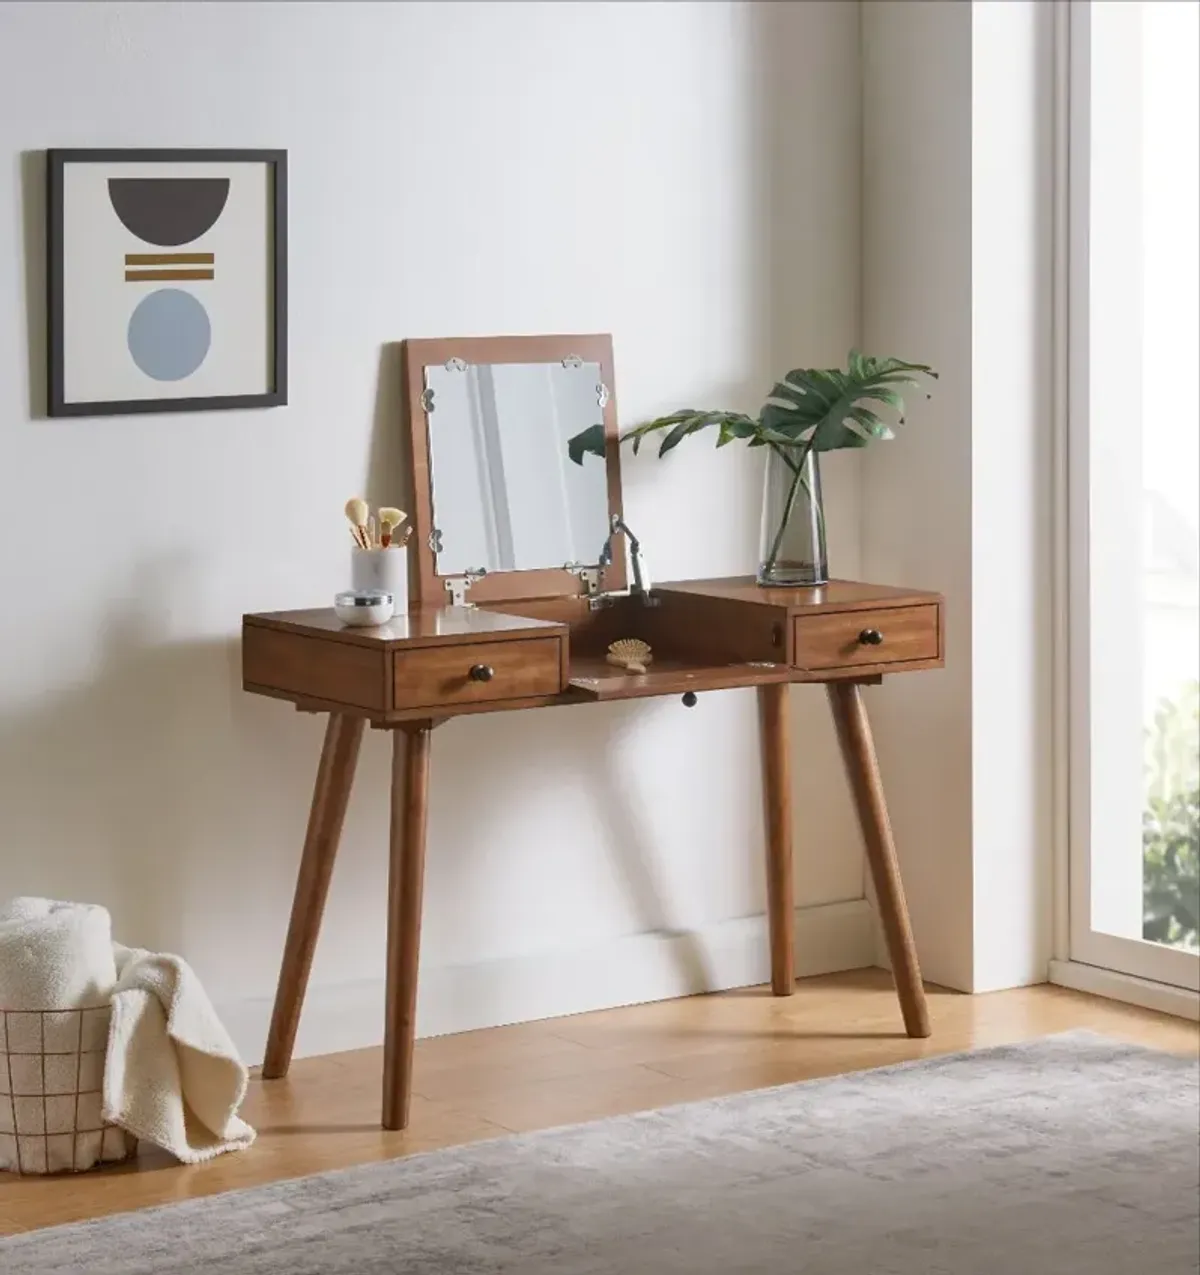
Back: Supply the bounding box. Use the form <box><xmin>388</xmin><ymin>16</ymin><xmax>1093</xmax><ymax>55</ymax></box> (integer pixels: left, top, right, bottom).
<box><xmin>243</xmin><ymin>335</ymin><xmax>945</xmax><ymax>1130</ymax></box>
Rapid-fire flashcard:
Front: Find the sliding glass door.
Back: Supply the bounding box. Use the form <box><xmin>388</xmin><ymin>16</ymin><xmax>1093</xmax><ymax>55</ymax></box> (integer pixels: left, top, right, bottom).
<box><xmin>1068</xmin><ymin>0</ymin><xmax>1199</xmax><ymax>990</ymax></box>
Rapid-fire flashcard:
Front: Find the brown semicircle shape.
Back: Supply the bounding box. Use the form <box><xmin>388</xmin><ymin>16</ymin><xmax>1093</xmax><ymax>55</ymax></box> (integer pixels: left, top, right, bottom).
<box><xmin>108</xmin><ymin>177</ymin><xmax>231</xmax><ymax>247</ymax></box>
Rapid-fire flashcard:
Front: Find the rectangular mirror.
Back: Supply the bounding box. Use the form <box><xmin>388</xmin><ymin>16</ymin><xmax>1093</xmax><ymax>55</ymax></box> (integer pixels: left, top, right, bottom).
<box><xmin>404</xmin><ymin>335</ymin><xmax>626</xmax><ymax>607</ymax></box>
<box><xmin>424</xmin><ymin>359</ymin><xmax>610</xmax><ymax>576</ymax></box>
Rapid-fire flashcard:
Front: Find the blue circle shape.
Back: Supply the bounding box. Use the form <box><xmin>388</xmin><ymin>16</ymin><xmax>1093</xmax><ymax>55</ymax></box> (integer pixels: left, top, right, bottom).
<box><xmin>127</xmin><ymin>288</ymin><xmax>211</xmax><ymax>382</ymax></box>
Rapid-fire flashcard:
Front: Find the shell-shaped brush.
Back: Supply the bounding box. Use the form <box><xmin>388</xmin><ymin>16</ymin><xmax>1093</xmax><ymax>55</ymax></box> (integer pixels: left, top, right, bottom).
<box><xmin>378</xmin><ymin>506</ymin><xmax>407</xmax><ymax>548</ymax></box>
<box><xmin>606</xmin><ymin>638</ymin><xmax>653</xmax><ymax>675</ymax></box>
<box><xmin>344</xmin><ymin>497</ymin><xmax>370</xmax><ymax>549</ymax></box>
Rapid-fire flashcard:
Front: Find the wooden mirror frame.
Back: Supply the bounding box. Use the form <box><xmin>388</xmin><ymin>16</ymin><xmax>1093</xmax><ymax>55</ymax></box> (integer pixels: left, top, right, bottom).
<box><xmin>402</xmin><ymin>334</ymin><xmax>627</xmax><ymax>608</ymax></box>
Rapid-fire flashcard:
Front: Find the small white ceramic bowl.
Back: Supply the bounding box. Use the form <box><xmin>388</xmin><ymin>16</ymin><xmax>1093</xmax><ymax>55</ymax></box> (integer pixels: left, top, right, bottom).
<box><xmin>334</xmin><ymin>589</ymin><xmax>394</xmax><ymax>627</ymax></box>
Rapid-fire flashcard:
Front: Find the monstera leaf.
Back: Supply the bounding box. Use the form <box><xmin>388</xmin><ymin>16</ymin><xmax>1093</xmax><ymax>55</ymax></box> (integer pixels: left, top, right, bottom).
<box><xmin>567</xmin><ymin>411</ymin><xmax>760</xmax><ymax>464</ymax></box>
<box><xmin>567</xmin><ymin>423</ymin><xmax>607</xmax><ymax>466</ymax></box>
<box><xmin>622</xmin><ymin>410</ymin><xmax>761</xmax><ymax>457</ymax></box>
<box><xmin>757</xmin><ymin>351</ymin><xmax>936</xmax><ymax>453</ymax></box>
<box><xmin>565</xmin><ymin>351</ymin><xmax>936</xmax><ymax>465</ymax></box>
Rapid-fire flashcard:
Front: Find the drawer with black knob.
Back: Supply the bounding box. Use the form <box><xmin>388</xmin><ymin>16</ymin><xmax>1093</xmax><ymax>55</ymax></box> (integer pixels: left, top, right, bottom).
<box><xmin>791</xmin><ymin>605</ymin><xmax>941</xmax><ymax>674</ymax></box>
<box><xmin>392</xmin><ymin>636</ymin><xmax>565</xmax><ymax>710</ymax></box>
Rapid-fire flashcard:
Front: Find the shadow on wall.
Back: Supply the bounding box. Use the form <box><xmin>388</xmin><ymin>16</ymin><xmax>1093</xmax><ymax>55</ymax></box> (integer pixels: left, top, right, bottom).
<box><xmin>0</xmin><ymin>347</ymin><xmax>718</xmax><ymax>1008</ymax></box>
<box><xmin>357</xmin><ymin>347</ymin><xmax>719</xmax><ymax>986</ymax></box>
<box><xmin>745</xmin><ymin>0</ymin><xmax>867</xmax><ymax>898</ymax></box>
<box><xmin>418</xmin><ymin>693</ymin><xmax>720</xmax><ymax>986</ymax></box>
<box><xmin>0</xmin><ymin>554</ymin><xmax>319</xmax><ymax>962</ymax></box>
<box><xmin>364</xmin><ymin>342</ymin><xmax>407</xmax><ymax>542</ymax></box>
<box><xmin>21</xmin><ymin>150</ymin><xmax>47</xmax><ymax>419</ymax></box>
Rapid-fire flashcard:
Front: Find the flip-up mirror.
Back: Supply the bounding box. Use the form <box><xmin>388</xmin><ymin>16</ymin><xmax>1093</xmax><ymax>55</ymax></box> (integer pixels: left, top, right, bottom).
<box><xmin>404</xmin><ymin>335</ymin><xmax>626</xmax><ymax>607</ymax></box>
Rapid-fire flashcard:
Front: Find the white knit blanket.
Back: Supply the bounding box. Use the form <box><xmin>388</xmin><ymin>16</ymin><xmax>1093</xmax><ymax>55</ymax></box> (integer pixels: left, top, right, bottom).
<box><xmin>0</xmin><ymin>898</ymin><xmax>254</xmax><ymax>1172</ymax></box>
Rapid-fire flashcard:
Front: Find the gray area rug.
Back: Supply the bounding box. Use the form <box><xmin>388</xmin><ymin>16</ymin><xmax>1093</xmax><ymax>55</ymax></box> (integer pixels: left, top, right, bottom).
<box><xmin>4</xmin><ymin>1033</ymin><xmax>1198</xmax><ymax>1274</ymax></box>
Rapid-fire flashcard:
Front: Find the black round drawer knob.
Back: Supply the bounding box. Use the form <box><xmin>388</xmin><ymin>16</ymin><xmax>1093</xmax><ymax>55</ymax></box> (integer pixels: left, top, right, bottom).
<box><xmin>682</xmin><ymin>691</ymin><xmax>698</xmax><ymax>708</ymax></box>
<box><xmin>858</xmin><ymin>628</ymin><xmax>884</xmax><ymax>646</ymax></box>
<box><xmin>468</xmin><ymin>664</ymin><xmax>495</xmax><ymax>682</ymax></box>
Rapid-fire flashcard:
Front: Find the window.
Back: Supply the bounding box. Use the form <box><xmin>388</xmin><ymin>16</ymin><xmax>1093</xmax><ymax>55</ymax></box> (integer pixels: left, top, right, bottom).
<box><xmin>1068</xmin><ymin>0</ymin><xmax>1199</xmax><ymax>989</ymax></box>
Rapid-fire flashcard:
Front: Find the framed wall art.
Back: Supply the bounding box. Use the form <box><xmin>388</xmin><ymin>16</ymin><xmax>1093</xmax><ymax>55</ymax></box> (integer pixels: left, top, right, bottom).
<box><xmin>46</xmin><ymin>148</ymin><xmax>287</xmax><ymax>417</ymax></box>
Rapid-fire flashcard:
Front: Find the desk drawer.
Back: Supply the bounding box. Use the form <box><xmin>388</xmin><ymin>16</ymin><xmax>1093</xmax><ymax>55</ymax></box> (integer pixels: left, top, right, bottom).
<box><xmin>244</xmin><ymin>626</ymin><xmax>386</xmax><ymax>710</ymax></box>
<box><xmin>393</xmin><ymin>636</ymin><xmax>564</xmax><ymax>710</ymax></box>
<box><xmin>792</xmin><ymin>604</ymin><xmax>940</xmax><ymax>672</ymax></box>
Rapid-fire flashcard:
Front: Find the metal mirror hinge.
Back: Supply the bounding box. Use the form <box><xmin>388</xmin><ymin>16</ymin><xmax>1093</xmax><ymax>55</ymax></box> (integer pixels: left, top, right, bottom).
<box><xmin>443</xmin><ymin>568</ymin><xmax>487</xmax><ymax>608</ymax></box>
<box><xmin>563</xmin><ymin>562</ymin><xmax>602</xmax><ymax>598</ymax></box>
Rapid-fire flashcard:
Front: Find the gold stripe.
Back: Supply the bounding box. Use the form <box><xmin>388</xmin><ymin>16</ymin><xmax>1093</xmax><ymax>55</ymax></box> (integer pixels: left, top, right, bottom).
<box><xmin>124</xmin><ymin>252</ymin><xmax>215</xmax><ymax>266</ymax></box>
<box><xmin>125</xmin><ymin>269</ymin><xmax>215</xmax><ymax>282</ymax></box>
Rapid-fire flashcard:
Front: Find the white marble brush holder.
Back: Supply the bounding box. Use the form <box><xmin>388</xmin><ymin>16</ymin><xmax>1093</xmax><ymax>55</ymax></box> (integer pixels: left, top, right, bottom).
<box><xmin>351</xmin><ymin>547</ymin><xmax>408</xmax><ymax>613</ymax></box>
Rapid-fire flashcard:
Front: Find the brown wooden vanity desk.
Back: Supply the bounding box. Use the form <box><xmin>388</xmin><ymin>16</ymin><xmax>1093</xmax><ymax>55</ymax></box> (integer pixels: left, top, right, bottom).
<box><xmin>242</xmin><ymin>335</ymin><xmax>945</xmax><ymax>1130</ymax></box>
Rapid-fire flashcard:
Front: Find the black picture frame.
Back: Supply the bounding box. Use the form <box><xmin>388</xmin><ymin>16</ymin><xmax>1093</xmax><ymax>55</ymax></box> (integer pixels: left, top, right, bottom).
<box><xmin>46</xmin><ymin>147</ymin><xmax>288</xmax><ymax>417</ymax></box>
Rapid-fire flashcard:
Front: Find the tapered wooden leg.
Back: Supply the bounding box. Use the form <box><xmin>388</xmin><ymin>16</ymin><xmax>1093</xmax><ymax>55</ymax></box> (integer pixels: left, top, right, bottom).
<box><xmin>382</xmin><ymin>724</ymin><xmax>432</xmax><ymax>1131</ymax></box>
<box><xmin>759</xmin><ymin>683</ymin><xmax>795</xmax><ymax>996</ymax></box>
<box><xmin>263</xmin><ymin>712</ymin><xmax>365</xmax><ymax>1079</ymax></box>
<box><xmin>827</xmin><ymin>681</ymin><xmax>931</xmax><ymax>1038</ymax></box>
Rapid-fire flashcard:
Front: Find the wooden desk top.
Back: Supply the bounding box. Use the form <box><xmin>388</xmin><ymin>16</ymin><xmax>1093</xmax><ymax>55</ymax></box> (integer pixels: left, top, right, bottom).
<box><xmin>247</xmin><ymin>578</ymin><xmax>940</xmax><ymax>645</ymax></box>
<box><xmin>245</xmin><ymin>606</ymin><xmax>566</xmax><ymax>649</ymax></box>
<box><xmin>655</xmin><ymin>577</ymin><xmax>941</xmax><ymax>614</ymax></box>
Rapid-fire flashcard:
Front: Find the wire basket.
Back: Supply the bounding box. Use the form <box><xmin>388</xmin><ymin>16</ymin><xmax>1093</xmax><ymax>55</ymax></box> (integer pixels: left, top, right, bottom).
<box><xmin>1</xmin><ymin>1006</ymin><xmax>136</xmax><ymax>1175</ymax></box>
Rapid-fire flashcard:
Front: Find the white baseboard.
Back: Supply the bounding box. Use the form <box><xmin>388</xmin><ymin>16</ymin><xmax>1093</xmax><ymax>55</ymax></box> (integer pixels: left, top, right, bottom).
<box><xmin>1048</xmin><ymin>958</ymin><xmax>1200</xmax><ymax>1022</ymax></box>
<box><xmin>220</xmin><ymin>898</ymin><xmax>876</xmax><ymax>1067</ymax></box>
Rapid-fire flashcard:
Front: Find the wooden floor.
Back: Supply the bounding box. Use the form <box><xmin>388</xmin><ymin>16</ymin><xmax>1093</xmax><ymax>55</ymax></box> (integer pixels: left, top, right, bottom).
<box><xmin>2</xmin><ymin>969</ymin><xmax>1196</xmax><ymax>1236</ymax></box>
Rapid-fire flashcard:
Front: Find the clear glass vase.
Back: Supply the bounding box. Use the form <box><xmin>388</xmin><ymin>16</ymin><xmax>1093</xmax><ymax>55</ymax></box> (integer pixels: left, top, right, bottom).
<box><xmin>757</xmin><ymin>447</ymin><xmax>828</xmax><ymax>587</ymax></box>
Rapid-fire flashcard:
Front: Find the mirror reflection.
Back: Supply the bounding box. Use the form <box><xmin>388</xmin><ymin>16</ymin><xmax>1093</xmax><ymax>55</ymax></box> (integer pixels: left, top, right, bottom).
<box><xmin>424</xmin><ymin>359</ymin><xmax>611</xmax><ymax>576</ymax></box>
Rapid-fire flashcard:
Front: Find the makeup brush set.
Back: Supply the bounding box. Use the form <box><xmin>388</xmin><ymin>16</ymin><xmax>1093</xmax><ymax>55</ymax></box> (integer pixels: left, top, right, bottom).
<box><xmin>334</xmin><ymin>498</ymin><xmax>411</xmax><ymax>626</ymax></box>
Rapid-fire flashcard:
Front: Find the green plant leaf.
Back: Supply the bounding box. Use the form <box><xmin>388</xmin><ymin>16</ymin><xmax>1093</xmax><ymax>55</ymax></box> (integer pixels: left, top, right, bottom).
<box><xmin>566</xmin><ymin>422</ymin><xmax>606</xmax><ymax>466</ymax></box>
<box><xmin>621</xmin><ymin>410</ymin><xmax>693</xmax><ymax>455</ymax></box>
<box><xmin>844</xmin><ymin>405</ymin><xmax>894</xmax><ymax>440</ymax></box>
<box><xmin>1143</xmin><ymin>680</ymin><xmax>1199</xmax><ymax>949</ymax></box>
<box><xmin>761</xmin><ymin>352</ymin><xmax>935</xmax><ymax>455</ymax></box>
<box><xmin>658</xmin><ymin>411</ymin><xmax>733</xmax><ymax>457</ymax></box>
<box><xmin>853</xmin><ymin>386</ymin><xmax>905</xmax><ymax>412</ymax></box>
<box><xmin>602</xmin><ymin>351</ymin><xmax>936</xmax><ymax>464</ymax></box>
<box><xmin>756</xmin><ymin>423</ymin><xmax>814</xmax><ymax>447</ymax></box>
<box><xmin>771</xmin><ymin>368</ymin><xmax>844</xmax><ymax>415</ymax></box>
<box><xmin>717</xmin><ymin>415</ymin><xmax>760</xmax><ymax>447</ymax></box>
<box><xmin>620</xmin><ymin>410</ymin><xmax>761</xmax><ymax>456</ymax></box>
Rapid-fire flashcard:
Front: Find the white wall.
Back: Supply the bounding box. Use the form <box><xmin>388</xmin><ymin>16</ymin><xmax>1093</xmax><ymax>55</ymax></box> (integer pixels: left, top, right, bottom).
<box><xmin>968</xmin><ymin>0</ymin><xmax>1054</xmax><ymax>992</ymax></box>
<box><xmin>0</xmin><ymin>1</ymin><xmax>870</xmax><ymax>1060</ymax></box>
<box><xmin>861</xmin><ymin>0</ymin><xmax>1054</xmax><ymax>992</ymax></box>
<box><xmin>861</xmin><ymin>0</ymin><xmax>976</xmax><ymax>992</ymax></box>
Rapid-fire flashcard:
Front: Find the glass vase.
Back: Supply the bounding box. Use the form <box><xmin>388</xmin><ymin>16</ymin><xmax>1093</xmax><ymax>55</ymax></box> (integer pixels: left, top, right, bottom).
<box><xmin>757</xmin><ymin>447</ymin><xmax>828</xmax><ymax>587</ymax></box>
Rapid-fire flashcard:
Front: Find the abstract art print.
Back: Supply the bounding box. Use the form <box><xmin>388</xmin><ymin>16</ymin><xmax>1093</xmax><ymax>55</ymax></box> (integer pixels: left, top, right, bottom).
<box><xmin>47</xmin><ymin>149</ymin><xmax>287</xmax><ymax>416</ymax></box>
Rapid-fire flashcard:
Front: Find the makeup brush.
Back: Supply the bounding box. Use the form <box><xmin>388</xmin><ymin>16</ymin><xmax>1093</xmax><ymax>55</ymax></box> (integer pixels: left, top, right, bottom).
<box><xmin>378</xmin><ymin>507</ymin><xmax>407</xmax><ymax>548</ymax></box>
<box><xmin>344</xmin><ymin>498</ymin><xmax>370</xmax><ymax>550</ymax></box>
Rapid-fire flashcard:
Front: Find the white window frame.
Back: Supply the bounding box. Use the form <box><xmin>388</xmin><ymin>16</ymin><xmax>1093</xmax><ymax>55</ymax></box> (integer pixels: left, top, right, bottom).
<box><xmin>1062</xmin><ymin>0</ymin><xmax>1199</xmax><ymax>995</ymax></box>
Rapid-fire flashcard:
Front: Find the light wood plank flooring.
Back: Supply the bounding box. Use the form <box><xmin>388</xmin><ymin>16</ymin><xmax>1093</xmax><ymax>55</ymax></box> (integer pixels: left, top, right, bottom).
<box><xmin>2</xmin><ymin>970</ymin><xmax>1196</xmax><ymax>1236</ymax></box>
